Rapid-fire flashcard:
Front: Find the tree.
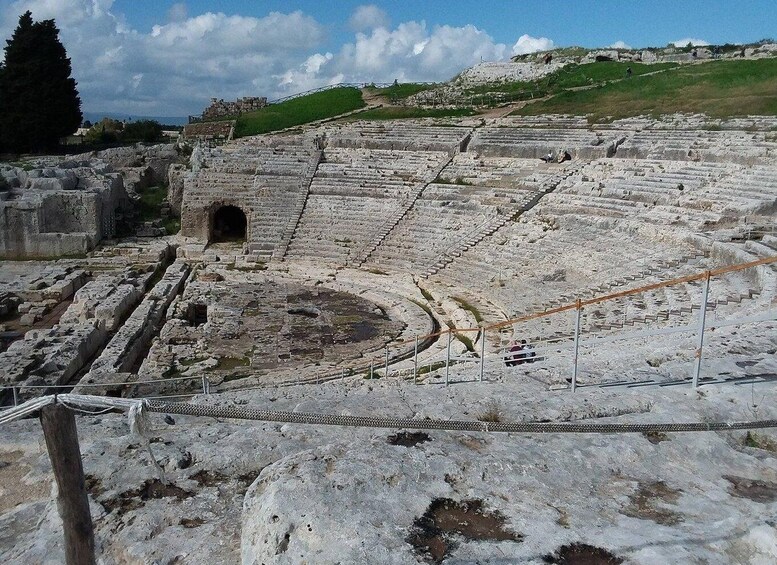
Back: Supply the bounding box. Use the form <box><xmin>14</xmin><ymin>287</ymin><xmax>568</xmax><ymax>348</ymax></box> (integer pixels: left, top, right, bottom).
<box><xmin>121</xmin><ymin>120</ymin><xmax>163</xmax><ymax>143</ymax></box>
<box><xmin>83</xmin><ymin>117</ymin><xmax>123</xmax><ymax>144</ymax></box>
<box><xmin>0</xmin><ymin>11</ymin><xmax>82</xmax><ymax>153</ymax></box>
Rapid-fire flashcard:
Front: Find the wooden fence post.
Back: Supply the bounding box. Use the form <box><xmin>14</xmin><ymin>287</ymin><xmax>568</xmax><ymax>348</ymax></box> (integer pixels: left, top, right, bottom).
<box><xmin>40</xmin><ymin>403</ymin><xmax>96</xmax><ymax>565</ymax></box>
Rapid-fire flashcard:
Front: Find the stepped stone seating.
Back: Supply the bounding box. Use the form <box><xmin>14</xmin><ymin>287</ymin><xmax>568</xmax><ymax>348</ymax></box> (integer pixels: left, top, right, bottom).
<box><xmin>540</xmin><ymin>159</ymin><xmax>777</xmax><ymax>228</ymax></box>
<box><xmin>180</xmin><ymin>143</ymin><xmax>318</xmax><ymax>256</ymax></box>
<box><xmin>468</xmin><ymin>127</ymin><xmax>622</xmax><ymax>160</ymax></box>
<box><xmin>615</xmin><ymin>129</ymin><xmax>777</xmax><ymax>164</ymax></box>
<box><xmin>365</xmin><ymin>183</ymin><xmax>501</xmax><ymax>272</ymax></box>
<box><xmin>433</xmin><ymin>216</ymin><xmax>700</xmax><ymax>321</ymax></box>
<box><xmin>207</xmin><ymin>144</ymin><xmax>313</xmax><ymax>176</ymax></box>
<box><xmin>495</xmin><ymin>116</ymin><xmax>591</xmax><ymax>129</ymax></box>
<box><xmin>285</xmin><ymin>148</ymin><xmax>449</xmax><ymax>264</ymax></box>
<box><xmin>365</xmin><ymin>154</ymin><xmax>556</xmax><ymax>273</ymax></box>
<box><xmin>325</xmin><ymin>121</ymin><xmax>471</xmax><ymax>154</ymax></box>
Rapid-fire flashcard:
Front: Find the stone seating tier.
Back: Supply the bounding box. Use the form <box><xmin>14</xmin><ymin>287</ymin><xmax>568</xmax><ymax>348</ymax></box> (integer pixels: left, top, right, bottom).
<box><xmin>469</xmin><ymin>127</ymin><xmax>621</xmax><ymax>159</ymax></box>
<box><xmin>615</xmin><ymin>130</ymin><xmax>777</xmax><ymax>163</ymax></box>
<box><xmin>324</xmin><ymin>122</ymin><xmax>471</xmax><ymax>153</ymax></box>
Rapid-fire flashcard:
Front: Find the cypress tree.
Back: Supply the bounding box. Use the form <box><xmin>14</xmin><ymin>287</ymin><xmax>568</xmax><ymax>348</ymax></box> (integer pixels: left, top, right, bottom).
<box><xmin>0</xmin><ymin>11</ymin><xmax>82</xmax><ymax>153</ymax></box>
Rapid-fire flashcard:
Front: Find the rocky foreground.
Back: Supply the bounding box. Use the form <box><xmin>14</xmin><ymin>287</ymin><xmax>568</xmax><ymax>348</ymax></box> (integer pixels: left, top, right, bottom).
<box><xmin>1</xmin><ymin>321</ymin><xmax>776</xmax><ymax>564</ymax></box>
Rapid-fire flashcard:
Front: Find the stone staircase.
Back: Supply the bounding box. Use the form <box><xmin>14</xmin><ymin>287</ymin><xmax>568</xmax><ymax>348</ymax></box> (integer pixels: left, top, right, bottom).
<box><xmin>251</xmin><ymin>149</ymin><xmax>322</xmax><ymax>262</ymax></box>
<box><xmin>350</xmin><ymin>154</ymin><xmax>457</xmax><ymax>267</ymax></box>
<box><xmin>421</xmin><ymin>164</ymin><xmax>583</xmax><ymax>278</ymax></box>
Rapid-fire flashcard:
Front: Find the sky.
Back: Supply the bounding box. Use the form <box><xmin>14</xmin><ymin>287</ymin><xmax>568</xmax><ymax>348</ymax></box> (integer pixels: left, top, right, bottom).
<box><xmin>0</xmin><ymin>0</ymin><xmax>775</xmax><ymax>117</ymax></box>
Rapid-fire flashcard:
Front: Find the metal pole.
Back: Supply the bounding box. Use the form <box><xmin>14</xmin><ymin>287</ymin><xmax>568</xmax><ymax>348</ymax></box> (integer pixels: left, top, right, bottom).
<box><xmin>479</xmin><ymin>329</ymin><xmax>486</xmax><ymax>382</ymax></box>
<box><xmin>445</xmin><ymin>331</ymin><xmax>452</xmax><ymax>386</ymax></box>
<box><xmin>414</xmin><ymin>335</ymin><xmax>419</xmax><ymax>384</ymax></box>
<box><xmin>12</xmin><ymin>386</ymin><xmax>18</xmax><ymax>407</ymax></box>
<box><xmin>201</xmin><ymin>376</ymin><xmax>207</xmax><ymax>395</ymax></box>
<box><xmin>370</xmin><ymin>362</ymin><xmax>373</xmax><ymax>380</ymax></box>
<box><xmin>692</xmin><ymin>272</ymin><xmax>711</xmax><ymax>388</ymax></box>
<box><xmin>342</xmin><ymin>368</ymin><xmax>345</xmax><ymax>381</ymax></box>
<box><xmin>572</xmin><ymin>299</ymin><xmax>582</xmax><ymax>392</ymax></box>
<box><xmin>385</xmin><ymin>345</ymin><xmax>390</xmax><ymax>378</ymax></box>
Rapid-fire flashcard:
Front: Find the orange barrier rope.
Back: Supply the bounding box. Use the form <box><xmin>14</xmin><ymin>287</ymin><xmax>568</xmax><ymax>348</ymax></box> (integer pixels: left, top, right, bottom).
<box><xmin>390</xmin><ymin>255</ymin><xmax>777</xmax><ymax>348</ymax></box>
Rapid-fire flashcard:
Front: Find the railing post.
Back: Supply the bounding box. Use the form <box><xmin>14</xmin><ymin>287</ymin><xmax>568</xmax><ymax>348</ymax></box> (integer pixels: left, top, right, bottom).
<box><xmin>385</xmin><ymin>345</ymin><xmax>390</xmax><ymax>378</ymax></box>
<box><xmin>692</xmin><ymin>271</ymin><xmax>711</xmax><ymax>388</ymax></box>
<box><xmin>445</xmin><ymin>331</ymin><xmax>452</xmax><ymax>386</ymax></box>
<box><xmin>414</xmin><ymin>335</ymin><xmax>419</xmax><ymax>384</ymax></box>
<box><xmin>479</xmin><ymin>329</ymin><xmax>486</xmax><ymax>382</ymax></box>
<box><xmin>40</xmin><ymin>404</ymin><xmax>96</xmax><ymax>565</ymax></box>
<box><xmin>12</xmin><ymin>386</ymin><xmax>18</xmax><ymax>407</ymax></box>
<box><xmin>205</xmin><ymin>376</ymin><xmax>210</xmax><ymax>394</ymax></box>
<box><xmin>201</xmin><ymin>376</ymin><xmax>207</xmax><ymax>395</ymax></box>
<box><xmin>370</xmin><ymin>362</ymin><xmax>373</xmax><ymax>380</ymax></box>
<box><xmin>572</xmin><ymin>299</ymin><xmax>582</xmax><ymax>392</ymax></box>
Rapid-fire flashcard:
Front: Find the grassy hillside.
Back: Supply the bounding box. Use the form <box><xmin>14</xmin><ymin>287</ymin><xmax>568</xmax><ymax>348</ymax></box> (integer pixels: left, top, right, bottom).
<box><xmin>349</xmin><ymin>107</ymin><xmax>478</xmax><ymax>120</ymax></box>
<box><xmin>233</xmin><ymin>87</ymin><xmax>365</xmax><ymax>137</ymax></box>
<box><xmin>514</xmin><ymin>58</ymin><xmax>777</xmax><ymax>121</ymax></box>
<box><xmin>365</xmin><ymin>83</ymin><xmax>435</xmax><ymax>100</ymax></box>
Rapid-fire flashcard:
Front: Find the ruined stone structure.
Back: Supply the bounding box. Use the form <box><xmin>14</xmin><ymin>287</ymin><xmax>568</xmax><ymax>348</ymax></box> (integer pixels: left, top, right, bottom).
<box><xmin>0</xmin><ymin>162</ymin><xmax>128</xmax><ymax>258</ymax></box>
<box><xmin>3</xmin><ymin>111</ymin><xmax>777</xmax><ymax>564</ymax></box>
<box><xmin>0</xmin><ymin>144</ymin><xmax>184</xmax><ymax>259</ymax></box>
<box><xmin>190</xmin><ymin>96</ymin><xmax>268</xmax><ymax>123</ymax></box>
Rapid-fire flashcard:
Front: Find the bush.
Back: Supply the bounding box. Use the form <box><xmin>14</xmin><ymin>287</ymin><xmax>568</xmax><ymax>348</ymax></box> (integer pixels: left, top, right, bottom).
<box><xmin>122</xmin><ymin>120</ymin><xmax>163</xmax><ymax>143</ymax></box>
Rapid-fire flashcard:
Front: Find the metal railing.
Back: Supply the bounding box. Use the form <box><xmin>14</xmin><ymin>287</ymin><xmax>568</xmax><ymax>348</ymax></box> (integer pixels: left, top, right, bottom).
<box><xmin>2</xmin><ymin>255</ymin><xmax>775</xmax><ymax>410</ymax></box>
<box><xmin>381</xmin><ymin>254</ymin><xmax>777</xmax><ymax>388</ymax></box>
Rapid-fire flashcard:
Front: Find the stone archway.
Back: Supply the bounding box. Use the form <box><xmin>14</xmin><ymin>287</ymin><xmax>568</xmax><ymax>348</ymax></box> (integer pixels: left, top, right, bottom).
<box><xmin>211</xmin><ymin>205</ymin><xmax>247</xmax><ymax>243</ymax></box>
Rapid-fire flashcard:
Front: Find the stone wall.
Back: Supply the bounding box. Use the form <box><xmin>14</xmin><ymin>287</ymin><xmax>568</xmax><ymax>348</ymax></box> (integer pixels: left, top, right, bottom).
<box><xmin>195</xmin><ymin>96</ymin><xmax>268</xmax><ymax>122</ymax></box>
<box><xmin>0</xmin><ymin>166</ymin><xmax>128</xmax><ymax>259</ymax></box>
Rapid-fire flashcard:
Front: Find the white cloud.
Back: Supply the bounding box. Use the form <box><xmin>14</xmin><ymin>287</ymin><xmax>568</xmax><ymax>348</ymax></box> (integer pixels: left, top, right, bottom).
<box><xmin>348</xmin><ymin>4</ymin><xmax>390</xmax><ymax>31</ymax></box>
<box><xmin>303</xmin><ymin>52</ymin><xmax>333</xmax><ymax>74</ymax></box>
<box><xmin>0</xmin><ymin>2</ymin><xmax>326</xmax><ymax>115</ymax></box>
<box><xmin>670</xmin><ymin>37</ymin><xmax>710</xmax><ymax>47</ymax></box>
<box><xmin>0</xmin><ymin>2</ymin><xmax>556</xmax><ymax>116</ymax></box>
<box><xmin>609</xmin><ymin>40</ymin><xmax>631</xmax><ymax>49</ymax></box>
<box><xmin>511</xmin><ymin>34</ymin><xmax>554</xmax><ymax>55</ymax></box>
<box><xmin>276</xmin><ymin>20</ymin><xmax>512</xmax><ymax>94</ymax></box>
<box><xmin>167</xmin><ymin>2</ymin><xmax>187</xmax><ymax>23</ymax></box>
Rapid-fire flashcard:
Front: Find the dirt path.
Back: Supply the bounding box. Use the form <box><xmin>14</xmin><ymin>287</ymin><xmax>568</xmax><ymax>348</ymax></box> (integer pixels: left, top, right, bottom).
<box><xmin>360</xmin><ymin>88</ymin><xmax>391</xmax><ymax>106</ymax></box>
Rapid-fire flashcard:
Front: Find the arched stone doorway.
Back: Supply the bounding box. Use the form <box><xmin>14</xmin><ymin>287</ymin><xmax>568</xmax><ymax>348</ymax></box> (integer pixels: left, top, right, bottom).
<box><xmin>211</xmin><ymin>205</ymin><xmax>247</xmax><ymax>243</ymax></box>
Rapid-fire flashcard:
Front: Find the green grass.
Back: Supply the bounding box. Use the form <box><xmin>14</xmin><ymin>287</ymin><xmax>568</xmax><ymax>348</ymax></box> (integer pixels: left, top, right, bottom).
<box><xmin>234</xmin><ymin>87</ymin><xmax>365</xmax><ymax>137</ymax></box>
<box><xmin>416</xmin><ymin>361</ymin><xmax>447</xmax><ymax>376</ymax></box>
<box><xmin>366</xmin><ymin>83</ymin><xmax>435</xmax><ymax>99</ymax></box>
<box><xmin>455</xmin><ymin>332</ymin><xmax>476</xmax><ymax>353</ymax></box>
<box><xmin>538</xmin><ymin>62</ymin><xmax>678</xmax><ymax>91</ymax></box>
<box><xmin>139</xmin><ymin>184</ymin><xmax>168</xmax><ymax>221</ymax></box>
<box><xmin>515</xmin><ymin>59</ymin><xmax>777</xmax><ymax>121</ymax></box>
<box><xmin>351</xmin><ymin>107</ymin><xmax>478</xmax><ymax>120</ymax></box>
<box><xmin>452</xmin><ymin>296</ymin><xmax>484</xmax><ymax>323</ymax></box>
<box><xmin>163</xmin><ymin>218</ymin><xmax>181</xmax><ymax>235</ymax></box>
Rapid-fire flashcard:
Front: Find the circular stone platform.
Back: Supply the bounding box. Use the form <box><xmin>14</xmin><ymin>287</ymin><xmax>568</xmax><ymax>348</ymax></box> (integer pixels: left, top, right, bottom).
<box><xmin>136</xmin><ymin>269</ymin><xmax>421</xmax><ymax>394</ymax></box>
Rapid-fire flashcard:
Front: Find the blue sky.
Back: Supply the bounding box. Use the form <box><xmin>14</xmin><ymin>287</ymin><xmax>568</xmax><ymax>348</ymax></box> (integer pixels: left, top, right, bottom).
<box><xmin>1</xmin><ymin>1</ymin><xmax>775</xmax><ymax>116</ymax></box>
